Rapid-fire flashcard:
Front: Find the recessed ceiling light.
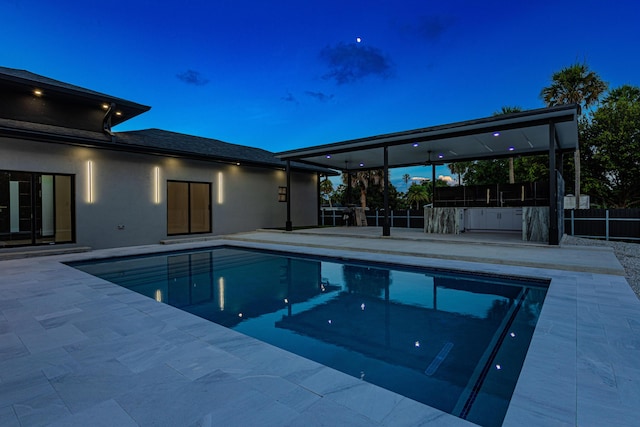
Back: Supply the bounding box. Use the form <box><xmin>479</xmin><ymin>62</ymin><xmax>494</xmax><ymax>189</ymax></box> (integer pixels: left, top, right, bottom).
<box><xmin>412</xmin><ymin>143</ymin><xmax>419</xmax><ymax>147</ymax></box>
<box><xmin>493</xmin><ymin>132</ymin><xmax>500</xmax><ymax>137</ymax></box>
<box><xmin>508</xmin><ymin>146</ymin><xmax>515</xmax><ymax>151</ymax></box>
<box><xmin>359</xmin><ymin>163</ymin><xmax>364</xmax><ymax>167</ymax></box>
<box><xmin>102</xmin><ymin>103</ymin><xmax>109</xmax><ymax>110</ymax></box>
<box><xmin>115</xmin><ymin>111</ymin><xmax>122</xmax><ymax>116</ymax></box>
<box><xmin>326</xmin><ymin>154</ymin><xmax>331</xmax><ymax>159</ymax></box>
<box><xmin>33</xmin><ymin>89</ymin><xmax>42</xmax><ymax>96</ymax></box>
<box><xmin>438</xmin><ymin>153</ymin><xmax>444</xmax><ymax>159</ymax></box>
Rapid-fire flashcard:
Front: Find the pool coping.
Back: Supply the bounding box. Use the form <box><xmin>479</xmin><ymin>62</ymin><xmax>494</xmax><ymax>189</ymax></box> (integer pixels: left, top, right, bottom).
<box><xmin>1</xmin><ymin>236</ymin><xmax>638</xmax><ymax>426</ymax></box>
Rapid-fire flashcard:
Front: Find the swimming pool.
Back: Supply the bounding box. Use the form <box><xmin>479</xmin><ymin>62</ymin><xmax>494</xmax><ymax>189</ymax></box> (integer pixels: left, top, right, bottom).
<box><xmin>69</xmin><ymin>246</ymin><xmax>548</xmax><ymax>427</ymax></box>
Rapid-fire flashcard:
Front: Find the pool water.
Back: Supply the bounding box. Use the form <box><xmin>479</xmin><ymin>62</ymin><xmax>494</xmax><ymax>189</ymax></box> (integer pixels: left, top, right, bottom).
<box><xmin>70</xmin><ymin>246</ymin><xmax>548</xmax><ymax>427</ymax></box>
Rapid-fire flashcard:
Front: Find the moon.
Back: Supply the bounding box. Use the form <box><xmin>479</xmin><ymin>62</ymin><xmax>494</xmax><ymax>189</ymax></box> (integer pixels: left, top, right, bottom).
<box><xmin>356</xmin><ymin>37</ymin><xmax>362</xmax><ymax>43</ymax></box>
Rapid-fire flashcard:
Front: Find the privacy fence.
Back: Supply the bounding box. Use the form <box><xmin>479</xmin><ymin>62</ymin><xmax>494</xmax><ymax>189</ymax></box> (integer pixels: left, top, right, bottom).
<box><xmin>320</xmin><ymin>209</ymin><xmax>424</xmax><ymax>228</ymax></box>
<box><xmin>321</xmin><ymin>208</ymin><xmax>640</xmax><ymax>243</ymax></box>
<box><xmin>564</xmin><ymin>209</ymin><xmax>640</xmax><ymax>242</ymax></box>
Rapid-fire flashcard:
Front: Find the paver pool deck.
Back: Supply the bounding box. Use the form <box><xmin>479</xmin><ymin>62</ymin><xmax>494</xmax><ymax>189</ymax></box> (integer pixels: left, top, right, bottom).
<box><xmin>1</xmin><ymin>228</ymin><xmax>638</xmax><ymax>426</ymax></box>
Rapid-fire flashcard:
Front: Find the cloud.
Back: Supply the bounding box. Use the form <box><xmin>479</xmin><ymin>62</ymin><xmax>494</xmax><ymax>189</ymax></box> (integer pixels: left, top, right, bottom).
<box><xmin>176</xmin><ymin>70</ymin><xmax>210</xmax><ymax>86</ymax></box>
<box><xmin>281</xmin><ymin>92</ymin><xmax>298</xmax><ymax>104</ymax></box>
<box><xmin>397</xmin><ymin>15</ymin><xmax>454</xmax><ymax>44</ymax></box>
<box><xmin>416</xmin><ymin>15</ymin><xmax>453</xmax><ymax>43</ymax></box>
<box><xmin>304</xmin><ymin>91</ymin><xmax>334</xmax><ymax>102</ymax></box>
<box><xmin>319</xmin><ymin>42</ymin><xmax>393</xmax><ymax>85</ymax></box>
<box><xmin>438</xmin><ymin>175</ymin><xmax>456</xmax><ymax>185</ymax></box>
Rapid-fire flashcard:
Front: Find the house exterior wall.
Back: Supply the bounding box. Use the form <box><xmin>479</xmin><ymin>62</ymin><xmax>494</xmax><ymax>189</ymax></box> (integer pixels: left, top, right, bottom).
<box><xmin>0</xmin><ymin>137</ymin><xmax>318</xmax><ymax>249</ymax></box>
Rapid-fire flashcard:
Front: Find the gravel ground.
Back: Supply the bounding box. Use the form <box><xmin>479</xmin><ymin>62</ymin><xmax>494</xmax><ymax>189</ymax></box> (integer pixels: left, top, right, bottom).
<box><xmin>562</xmin><ymin>235</ymin><xmax>640</xmax><ymax>299</ymax></box>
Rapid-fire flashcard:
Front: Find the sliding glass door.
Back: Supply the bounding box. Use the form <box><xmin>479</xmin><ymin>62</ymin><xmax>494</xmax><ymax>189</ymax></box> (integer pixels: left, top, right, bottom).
<box><xmin>167</xmin><ymin>180</ymin><xmax>211</xmax><ymax>235</ymax></box>
<box><xmin>0</xmin><ymin>171</ymin><xmax>74</xmax><ymax>247</ymax></box>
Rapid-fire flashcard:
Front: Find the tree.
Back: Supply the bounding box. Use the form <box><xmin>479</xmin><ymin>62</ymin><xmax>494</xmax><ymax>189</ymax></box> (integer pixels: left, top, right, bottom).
<box><xmin>581</xmin><ymin>85</ymin><xmax>640</xmax><ymax>207</ymax></box>
<box><xmin>406</xmin><ymin>183</ymin><xmax>429</xmax><ymax>209</ymax></box>
<box><xmin>457</xmin><ymin>159</ymin><xmax>510</xmax><ymax>186</ymax></box>
<box><xmin>493</xmin><ymin>106</ymin><xmax>523</xmax><ymax>184</ymax></box>
<box><xmin>540</xmin><ymin>62</ymin><xmax>608</xmax><ymax>206</ymax></box>
<box><xmin>341</xmin><ymin>169</ymin><xmax>387</xmax><ymax>225</ymax></box>
<box><xmin>320</xmin><ymin>177</ymin><xmax>334</xmax><ymax>207</ymax></box>
<box><xmin>402</xmin><ymin>173</ymin><xmax>411</xmax><ymax>189</ymax></box>
<box><xmin>447</xmin><ymin>162</ymin><xmax>470</xmax><ymax>186</ymax></box>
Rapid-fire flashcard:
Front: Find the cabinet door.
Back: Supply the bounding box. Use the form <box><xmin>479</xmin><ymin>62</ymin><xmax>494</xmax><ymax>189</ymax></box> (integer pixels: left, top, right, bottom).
<box><xmin>485</xmin><ymin>209</ymin><xmax>501</xmax><ymax>229</ymax></box>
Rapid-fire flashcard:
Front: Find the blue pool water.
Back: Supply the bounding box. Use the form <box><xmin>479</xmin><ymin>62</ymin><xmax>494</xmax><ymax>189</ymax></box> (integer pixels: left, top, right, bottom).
<box><xmin>69</xmin><ymin>246</ymin><xmax>548</xmax><ymax>427</ymax></box>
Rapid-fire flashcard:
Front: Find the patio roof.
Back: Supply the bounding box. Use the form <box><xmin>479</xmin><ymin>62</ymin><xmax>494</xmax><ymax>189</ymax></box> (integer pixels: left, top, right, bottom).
<box><xmin>276</xmin><ymin>104</ymin><xmax>578</xmax><ymax>171</ymax></box>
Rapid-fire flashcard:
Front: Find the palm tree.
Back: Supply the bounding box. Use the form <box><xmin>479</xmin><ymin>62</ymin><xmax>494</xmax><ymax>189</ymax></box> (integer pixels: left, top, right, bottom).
<box><xmin>341</xmin><ymin>169</ymin><xmax>386</xmax><ymax>225</ymax></box>
<box><xmin>447</xmin><ymin>161</ymin><xmax>472</xmax><ymax>186</ymax></box>
<box><xmin>540</xmin><ymin>62</ymin><xmax>608</xmax><ymax>207</ymax></box>
<box><xmin>493</xmin><ymin>106</ymin><xmax>523</xmax><ymax>184</ymax></box>
<box><xmin>402</xmin><ymin>173</ymin><xmax>411</xmax><ymax>190</ymax></box>
<box><xmin>406</xmin><ymin>183</ymin><xmax>429</xmax><ymax>210</ymax></box>
<box><xmin>320</xmin><ymin>177</ymin><xmax>334</xmax><ymax>207</ymax></box>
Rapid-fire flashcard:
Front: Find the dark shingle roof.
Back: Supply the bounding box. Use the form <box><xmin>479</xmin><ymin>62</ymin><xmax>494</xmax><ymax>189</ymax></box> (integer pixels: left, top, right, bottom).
<box><xmin>0</xmin><ymin>118</ymin><xmax>335</xmax><ymax>174</ymax></box>
<box><xmin>115</xmin><ymin>129</ymin><xmax>335</xmax><ymax>173</ymax></box>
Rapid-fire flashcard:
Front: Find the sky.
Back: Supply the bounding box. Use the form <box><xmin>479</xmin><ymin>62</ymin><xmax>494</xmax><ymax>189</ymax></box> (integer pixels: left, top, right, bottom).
<box><xmin>3</xmin><ymin>0</ymin><xmax>640</xmax><ymax>189</ymax></box>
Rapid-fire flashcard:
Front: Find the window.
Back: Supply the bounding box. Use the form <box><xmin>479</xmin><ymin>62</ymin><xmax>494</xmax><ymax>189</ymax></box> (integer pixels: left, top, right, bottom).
<box><xmin>167</xmin><ymin>181</ymin><xmax>211</xmax><ymax>235</ymax></box>
<box><xmin>278</xmin><ymin>186</ymin><xmax>287</xmax><ymax>202</ymax></box>
<box><xmin>0</xmin><ymin>170</ymin><xmax>74</xmax><ymax>247</ymax></box>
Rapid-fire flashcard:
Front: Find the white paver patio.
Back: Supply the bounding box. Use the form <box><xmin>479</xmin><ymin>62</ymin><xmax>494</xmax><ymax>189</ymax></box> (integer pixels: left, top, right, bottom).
<box><xmin>1</xmin><ymin>229</ymin><xmax>638</xmax><ymax>426</ymax></box>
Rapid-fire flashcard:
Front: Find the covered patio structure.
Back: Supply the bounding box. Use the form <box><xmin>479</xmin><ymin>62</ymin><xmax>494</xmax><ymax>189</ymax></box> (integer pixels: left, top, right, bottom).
<box><xmin>277</xmin><ymin>104</ymin><xmax>578</xmax><ymax>245</ymax></box>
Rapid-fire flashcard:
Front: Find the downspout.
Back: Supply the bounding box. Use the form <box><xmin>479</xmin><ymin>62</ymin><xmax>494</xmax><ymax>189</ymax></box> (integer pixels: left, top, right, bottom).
<box><xmin>102</xmin><ymin>102</ymin><xmax>116</xmax><ymax>142</ymax></box>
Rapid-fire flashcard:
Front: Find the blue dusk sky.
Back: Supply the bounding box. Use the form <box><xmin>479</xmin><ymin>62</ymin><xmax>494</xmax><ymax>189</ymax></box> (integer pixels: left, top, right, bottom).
<box><xmin>3</xmin><ymin>0</ymin><xmax>640</xmax><ymax>188</ymax></box>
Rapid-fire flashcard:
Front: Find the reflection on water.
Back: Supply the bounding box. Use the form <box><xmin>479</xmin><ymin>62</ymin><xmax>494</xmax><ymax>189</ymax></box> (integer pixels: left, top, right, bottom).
<box><xmin>71</xmin><ymin>247</ymin><xmax>548</xmax><ymax>427</ymax></box>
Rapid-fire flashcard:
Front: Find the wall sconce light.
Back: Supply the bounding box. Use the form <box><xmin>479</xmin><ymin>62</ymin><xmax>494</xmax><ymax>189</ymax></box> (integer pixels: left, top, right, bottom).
<box><xmin>154</xmin><ymin>166</ymin><xmax>160</xmax><ymax>204</ymax></box>
<box><xmin>87</xmin><ymin>160</ymin><xmax>94</xmax><ymax>204</ymax></box>
<box><xmin>217</xmin><ymin>172</ymin><xmax>224</xmax><ymax>204</ymax></box>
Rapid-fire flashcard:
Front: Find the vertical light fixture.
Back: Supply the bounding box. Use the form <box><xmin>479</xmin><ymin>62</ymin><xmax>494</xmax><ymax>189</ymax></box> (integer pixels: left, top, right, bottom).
<box><xmin>154</xmin><ymin>166</ymin><xmax>160</xmax><ymax>204</ymax></box>
<box><xmin>217</xmin><ymin>172</ymin><xmax>224</xmax><ymax>204</ymax></box>
<box><xmin>87</xmin><ymin>160</ymin><xmax>94</xmax><ymax>204</ymax></box>
<box><xmin>154</xmin><ymin>289</ymin><xmax>163</xmax><ymax>302</ymax></box>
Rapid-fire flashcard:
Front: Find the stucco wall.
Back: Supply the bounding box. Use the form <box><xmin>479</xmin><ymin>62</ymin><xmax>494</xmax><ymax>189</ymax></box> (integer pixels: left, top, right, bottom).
<box><xmin>0</xmin><ymin>137</ymin><xmax>318</xmax><ymax>249</ymax></box>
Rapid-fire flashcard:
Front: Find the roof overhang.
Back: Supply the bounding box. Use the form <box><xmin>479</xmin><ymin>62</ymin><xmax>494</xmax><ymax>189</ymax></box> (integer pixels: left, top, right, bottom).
<box><xmin>0</xmin><ymin>67</ymin><xmax>150</xmax><ymax>126</ymax></box>
<box><xmin>276</xmin><ymin>104</ymin><xmax>579</xmax><ymax>171</ymax></box>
